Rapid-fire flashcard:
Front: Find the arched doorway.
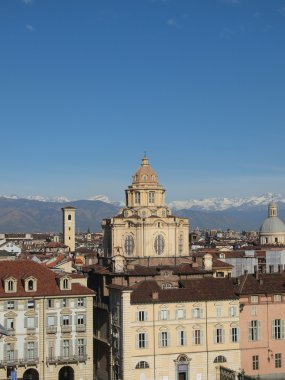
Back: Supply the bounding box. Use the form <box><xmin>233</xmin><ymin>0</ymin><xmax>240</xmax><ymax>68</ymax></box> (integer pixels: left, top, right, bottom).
<box><xmin>23</xmin><ymin>368</ymin><xmax>39</xmax><ymax>380</ymax></box>
<box><xmin>175</xmin><ymin>355</ymin><xmax>190</xmax><ymax>380</ymax></box>
<box><xmin>58</xmin><ymin>366</ymin><xmax>74</xmax><ymax>380</ymax></box>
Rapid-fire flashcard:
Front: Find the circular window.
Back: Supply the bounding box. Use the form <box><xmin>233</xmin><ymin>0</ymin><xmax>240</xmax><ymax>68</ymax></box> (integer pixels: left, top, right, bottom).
<box><xmin>124</xmin><ymin>235</ymin><xmax>135</xmax><ymax>255</ymax></box>
<box><xmin>154</xmin><ymin>234</ymin><xmax>165</xmax><ymax>255</ymax></box>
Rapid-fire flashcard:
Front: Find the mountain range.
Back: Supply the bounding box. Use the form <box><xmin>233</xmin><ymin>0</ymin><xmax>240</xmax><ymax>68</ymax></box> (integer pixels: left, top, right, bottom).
<box><xmin>0</xmin><ymin>193</ymin><xmax>284</xmax><ymax>233</ymax></box>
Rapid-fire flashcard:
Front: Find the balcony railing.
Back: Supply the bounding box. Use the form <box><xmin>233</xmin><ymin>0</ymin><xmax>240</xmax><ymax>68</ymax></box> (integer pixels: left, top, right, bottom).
<box><xmin>61</xmin><ymin>325</ymin><xmax>72</xmax><ymax>333</ymax></box>
<box><xmin>0</xmin><ymin>356</ymin><xmax>39</xmax><ymax>367</ymax></box>
<box><xmin>76</xmin><ymin>325</ymin><xmax>86</xmax><ymax>332</ymax></box>
<box><xmin>46</xmin><ymin>354</ymin><xmax>87</xmax><ymax>365</ymax></box>
<box><xmin>46</xmin><ymin>326</ymin><xmax>57</xmax><ymax>334</ymax></box>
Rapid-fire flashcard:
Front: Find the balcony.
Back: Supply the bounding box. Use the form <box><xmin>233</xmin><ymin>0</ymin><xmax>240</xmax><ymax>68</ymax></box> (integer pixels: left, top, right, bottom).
<box><xmin>0</xmin><ymin>355</ymin><xmax>39</xmax><ymax>368</ymax></box>
<box><xmin>61</xmin><ymin>325</ymin><xmax>72</xmax><ymax>333</ymax></box>
<box><xmin>76</xmin><ymin>325</ymin><xmax>86</xmax><ymax>332</ymax></box>
<box><xmin>46</xmin><ymin>354</ymin><xmax>87</xmax><ymax>365</ymax></box>
<box><xmin>46</xmin><ymin>326</ymin><xmax>57</xmax><ymax>334</ymax></box>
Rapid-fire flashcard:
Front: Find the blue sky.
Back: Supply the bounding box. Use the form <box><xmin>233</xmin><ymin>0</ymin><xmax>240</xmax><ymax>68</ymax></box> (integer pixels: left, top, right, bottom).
<box><xmin>1</xmin><ymin>0</ymin><xmax>285</xmax><ymax>202</ymax></box>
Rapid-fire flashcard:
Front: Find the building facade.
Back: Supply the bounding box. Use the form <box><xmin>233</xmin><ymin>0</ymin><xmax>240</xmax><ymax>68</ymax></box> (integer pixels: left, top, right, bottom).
<box><xmin>0</xmin><ymin>260</ymin><xmax>94</xmax><ymax>380</ymax></box>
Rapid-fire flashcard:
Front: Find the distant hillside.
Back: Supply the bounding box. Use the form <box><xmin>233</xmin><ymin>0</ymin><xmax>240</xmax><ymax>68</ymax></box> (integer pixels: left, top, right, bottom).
<box><xmin>0</xmin><ymin>197</ymin><xmax>284</xmax><ymax>233</ymax></box>
<box><xmin>0</xmin><ymin>198</ymin><xmax>119</xmax><ymax>233</ymax></box>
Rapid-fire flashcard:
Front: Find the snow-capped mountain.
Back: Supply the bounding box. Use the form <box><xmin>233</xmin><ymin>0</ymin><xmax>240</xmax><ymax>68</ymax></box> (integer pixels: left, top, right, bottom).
<box><xmin>168</xmin><ymin>193</ymin><xmax>285</xmax><ymax>211</ymax></box>
<box><xmin>1</xmin><ymin>192</ymin><xmax>284</xmax><ymax>211</ymax></box>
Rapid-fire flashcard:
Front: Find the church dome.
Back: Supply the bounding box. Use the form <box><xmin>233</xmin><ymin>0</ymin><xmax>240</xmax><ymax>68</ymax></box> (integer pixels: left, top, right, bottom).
<box><xmin>132</xmin><ymin>156</ymin><xmax>158</xmax><ymax>185</ymax></box>
<box><xmin>260</xmin><ymin>202</ymin><xmax>285</xmax><ymax>233</ymax></box>
<box><xmin>260</xmin><ymin>217</ymin><xmax>285</xmax><ymax>234</ymax></box>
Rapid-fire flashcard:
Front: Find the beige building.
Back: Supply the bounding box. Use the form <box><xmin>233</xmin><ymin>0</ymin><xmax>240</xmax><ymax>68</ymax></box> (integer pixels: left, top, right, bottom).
<box><xmin>62</xmin><ymin>206</ymin><xmax>76</xmax><ymax>252</ymax></box>
<box><xmin>102</xmin><ymin>156</ymin><xmax>189</xmax><ymax>259</ymax></box>
<box><xmin>0</xmin><ymin>260</ymin><xmax>94</xmax><ymax>380</ymax></box>
<box><xmin>108</xmin><ymin>277</ymin><xmax>241</xmax><ymax>380</ymax></box>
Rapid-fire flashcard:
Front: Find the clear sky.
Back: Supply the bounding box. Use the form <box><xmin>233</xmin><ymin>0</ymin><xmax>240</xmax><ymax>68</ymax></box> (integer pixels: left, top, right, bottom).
<box><xmin>1</xmin><ymin>0</ymin><xmax>285</xmax><ymax>202</ymax></box>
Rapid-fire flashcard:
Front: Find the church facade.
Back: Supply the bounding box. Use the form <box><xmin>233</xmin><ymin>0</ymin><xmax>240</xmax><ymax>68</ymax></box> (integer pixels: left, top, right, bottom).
<box><xmin>102</xmin><ymin>156</ymin><xmax>189</xmax><ymax>259</ymax></box>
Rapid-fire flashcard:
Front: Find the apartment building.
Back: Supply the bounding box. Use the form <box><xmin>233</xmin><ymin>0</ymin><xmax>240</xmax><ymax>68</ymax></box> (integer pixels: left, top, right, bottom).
<box><xmin>0</xmin><ymin>260</ymin><xmax>94</xmax><ymax>380</ymax></box>
<box><xmin>238</xmin><ymin>272</ymin><xmax>285</xmax><ymax>379</ymax></box>
<box><xmin>108</xmin><ymin>277</ymin><xmax>241</xmax><ymax>380</ymax></box>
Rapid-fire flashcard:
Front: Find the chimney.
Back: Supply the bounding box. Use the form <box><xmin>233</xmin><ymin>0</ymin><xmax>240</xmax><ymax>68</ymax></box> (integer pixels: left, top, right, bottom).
<box><xmin>203</xmin><ymin>253</ymin><xmax>213</xmax><ymax>271</ymax></box>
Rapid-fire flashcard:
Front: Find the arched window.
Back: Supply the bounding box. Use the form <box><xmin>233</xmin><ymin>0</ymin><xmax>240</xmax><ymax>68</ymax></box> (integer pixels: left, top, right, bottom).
<box><xmin>63</xmin><ymin>279</ymin><xmax>69</xmax><ymax>289</ymax></box>
<box><xmin>124</xmin><ymin>235</ymin><xmax>135</xmax><ymax>255</ymax></box>
<box><xmin>135</xmin><ymin>361</ymin><xmax>149</xmax><ymax>369</ymax></box>
<box><xmin>28</xmin><ymin>280</ymin><xmax>34</xmax><ymax>291</ymax></box>
<box><xmin>135</xmin><ymin>192</ymin><xmax>140</xmax><ymax>204</ymax></box>
<box><xmin>154</xmin><ymin>235</ymin><xmax>165</xmax><ymax>255</ymax></box>
<box><xmin>68</xmin><ymin>214</ymin><xmax>72</xmax><ymax>221</ymax></box>
<box><xmin>214</xmin><ymin>355</ymin><xmax>227</xmax><ymax>363</ymax></box>
<box><xmin>8</xmin><ymin>280</ymin><xmax>14</xmax><ymax>291</ymax></box>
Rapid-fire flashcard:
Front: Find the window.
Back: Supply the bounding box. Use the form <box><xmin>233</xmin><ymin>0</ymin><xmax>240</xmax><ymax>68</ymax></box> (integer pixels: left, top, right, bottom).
<box><xmin>8</xmin><ymin>280</ymin><xmax>14</xmax><ymax>291</ymax></box>
<box><xmin>136</xmin><ymin>361</ymin><xmax>150</xmax><ymax>369</ymax></box>
<box><xmin>214</xmin><ymin>356</ymin><xmax>227</xmax><ymax>363</ymax></box>
<box><xmin>27</xmin><ymin>317</ymin><xmax>35</xmax><ymax>329</ymax></box>
<box><xmin>7</xmin><ymin>301</ymin><xmax>15</xmax><ymax>310</ymax></box>
<box><xmin>229</xmin><ymin>306</ymin><xmax>237</xmax><ymax>317</ymax></box>
<box><xmin>178</xmin><ymin>234</ymin><xmax>184</xmax><ymax>255</ymax></box>
<box><xmin>272</xmin><ymin>319</ymin><xmax>284</xmax><ymax>340</ymax></box>
<box><xmin>77</xmin><ymin>314</ymin><xmax>85</xmax><ymax>325</ymax></box>
<box><xmin>251</xmin><ymin>295</ymin><xmax>258</xmax><ymax>304</ymax></box>
<box><xmin>63</xmin><ymin>340</ymin><xmax>70</xmax><ymax>357</ymax></box>
<box><xmin>27</xmin><ymin>299</ymin><xmax>35</xmax><ymax>309</ymax></box>
<box><xmin>251</xmin><ymin>305</ymin><xmax>257</xmax><ymax>316</ymax></box>
<box><xmin>275</xmin><ymin>353</ymin><xmax>282</xmax><ymax>368</ymax></box>
<box><xmin>63</xmin><ymin>279</ymin><xmax>69</xmax><ymax>289</ymax></box>
<box><xmin>62</xmin><ymin>298</ymin><xmax>69</xmax><ymax>307</ymax></box>
<box><xmin>193</xmin><ymin>329</ymin><xmax>202</xmax><ymax>345</ymax></box>
<box><xmin>47</xmin><ymin>299</ymin><xmax>54</xmax><ymax>308</ymax></box>
<box><xmin>192</xmin><ymin>307</ymin><xmax>203</xmax><ymax>319</ymax></box>
<box><xmin>68</xmin><ymin>214</ymin><xmax>72</xmax><ymax>221</ymax></box>
<box><xmin>137</xmin><ymin>333</ymin><xmax>148</xmax><ymax>349</ymax></box>
<box><xmin>231</xmin><ymin>327</ymin><xmax>239</xmax><ymax>342</ymax></box>
<box><xmin>274</xmin><ymin>294</ymin><xmax>282</xmax><ymax>302</ymax></box>
<box><xmin>47</xmin><ymin>316</ymin><xmax>56</xmax><ymax>327</ymax></box>
<box><xmin>159</xmin><ymin>309</ymin><xmax>169</xmax><ymax>320</ymax></box>
<box><xmin>77</xmin><ymin>338</ymin><xmax>86</xmax><ymax>356</ymax></box>
<box><xmin>135</xmin><ymin>192</ymin><xmax>140</xmax><ymax>204</ymax></box>
<box><xmin>149</xmin><ymin>192</ymin><xmax>155</xmax><ymax>204</ymax></box>
<box><xmin>27</xmin><ymin>342</ymin><xmax>35</xmax><ymax>359</ymax></box>
<box><xmin>63</xmin><ymin>315</ymin><xmax>70</xmax><ymax>325</ymax></box>
<box><xmin>162</xmin><ymin>283</ymin><xmax>172</xmax><ymax>289</ymax></box>
<box><xmin>178</xmin><ymin>330</ymin><xmax>186</xmax><ymax>346</ymax></box>
<box><xmin>28</xmin><ymin>280</ymin><xmax>34</xmax><ymax>291</ymax></box>
<box><xmin>252</xmin><ymin>355</ymin><xmax>259</xmax><ymax>370</ymax></box>
<box><xmin>176</xmin><ymin>309</ymin><xmax>185</xmax><ymax>320</ymax></box>
<box><xmin>77</xmin><ymin>298</ymin><xmax>85</xmax><ymax>307</ymax></box>
<box><xmin>7</xmin><ymin>318</ymin><xmax>14</xmax><ymax>330</ymax></box>
<box><xmin>125</xmin><ymin>235</ymin><xmax>135</xmax><ymax>255</ymax></box>
<box><xmin>159</xmin><ymin>331</ymin><xmax>169</xmax><ymax>347</ymax></box>
<box><xmin>214</xmin><ymin>328</ymin><xmax>224</xmax><ymax>344</ymax></box>
<box><xmin>154</xmin><ymin>235</ymin><xmax>165</xmax><ymax>255</ymax></box>
<box><xmin>137</xmin><ymin>311</ymin><xmax>147</xmax><ymax>322</ymax></box>
<box><xmin>216</xmin><ymin>306</ymin><xmax>222</xmax><ymax>318</ymax></box>
<box><xmin>249</xmin><ymin>320</ymin><xmax>260</xmax><ymax>341</ymax></box>
<box><xmin>6</xmin><ymin>344</ymin><xmax>15</xmax><ymax>361</ymax></box>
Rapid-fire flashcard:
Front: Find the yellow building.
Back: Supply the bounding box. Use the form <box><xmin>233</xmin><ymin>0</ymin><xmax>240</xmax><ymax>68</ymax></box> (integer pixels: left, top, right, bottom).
<box><xmin>109</xmin><ymin>277</ymin><xmax>241</xmax><ymax>380</ymax></box>
<box><xmin>62</xmin><ymin>206</ymin><xmax>76</xmax><ymax>252</ymax></box>
<box><xmin>0</xmin><ymin>260</ymin><xmax>94</xmax><ymax>380</ymax></box>
<box><xmin>102</xmin><ymin>156</ymin><xmax>189</xmax><ymax>258</ymax></box>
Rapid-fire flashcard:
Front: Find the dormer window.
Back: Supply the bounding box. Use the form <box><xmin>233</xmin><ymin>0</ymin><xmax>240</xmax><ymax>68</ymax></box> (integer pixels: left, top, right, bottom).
<box><xmin>24</xmin><ymin>277</ymin><xmax>37</xmax><ymax>292</ymax></box>
<box><xmin>60</xmin><ymin>276</ymin><xmax>71</xmax><ymax>291</ymax></box>
<box><xmin>8</xmin><ymin>280</ymin><xmax>14</xmax><ymax>291</ymax></box>
<box><xmin>4</xmin><ymin>277</ymin><xmax>17</xmax><ymax>293</ymax></box>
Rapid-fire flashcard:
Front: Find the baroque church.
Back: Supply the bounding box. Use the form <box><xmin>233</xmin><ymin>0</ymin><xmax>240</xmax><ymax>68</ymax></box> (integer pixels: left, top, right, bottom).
<box><xmin>102</xmin><ymin>156</ymin><xmax>189</xmax><ymax>264</ymax></box>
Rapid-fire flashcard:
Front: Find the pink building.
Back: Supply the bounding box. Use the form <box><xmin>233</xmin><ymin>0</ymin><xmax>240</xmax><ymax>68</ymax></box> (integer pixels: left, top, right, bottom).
<box><xmin>238</xmin><ymin>272</ymin><xmax>285</xmax><ymax>379</ymax></box>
